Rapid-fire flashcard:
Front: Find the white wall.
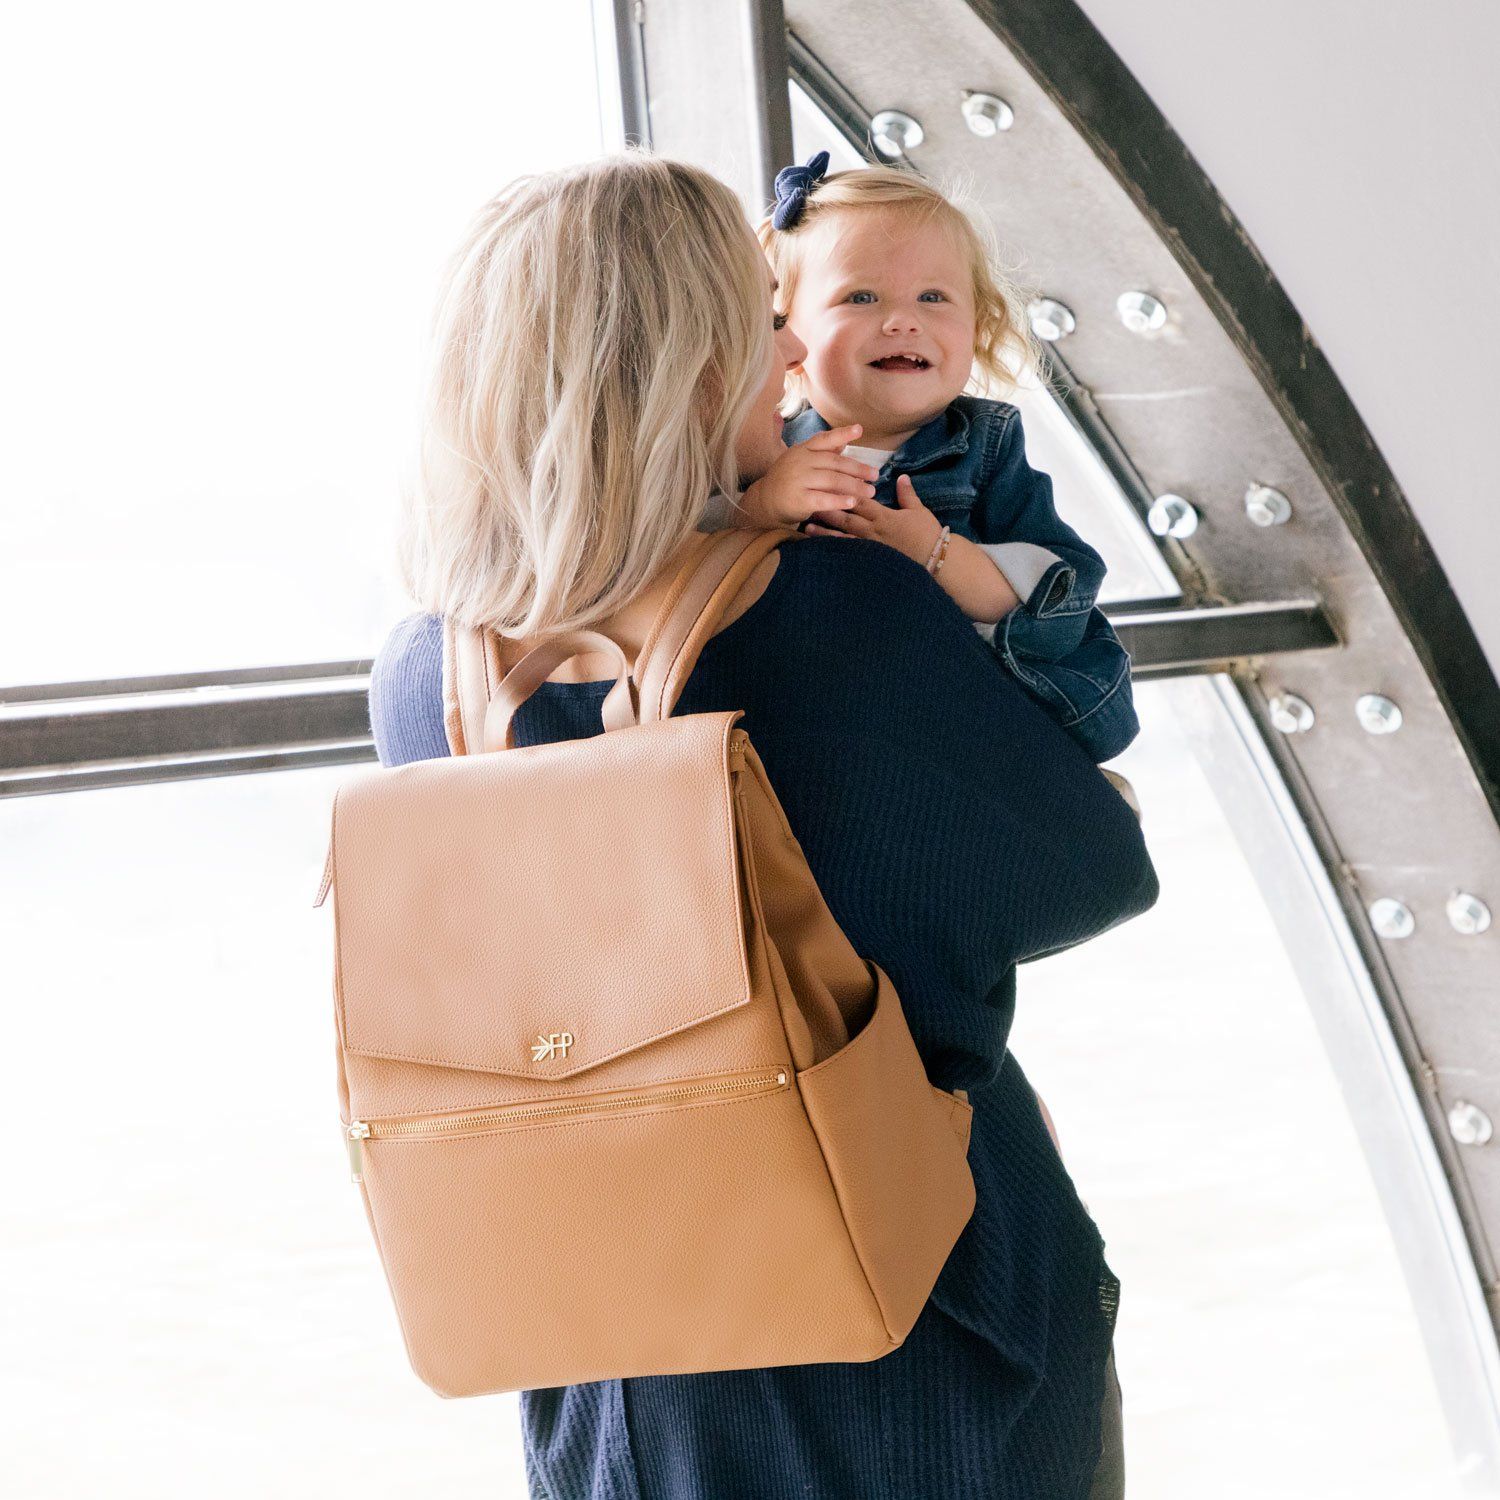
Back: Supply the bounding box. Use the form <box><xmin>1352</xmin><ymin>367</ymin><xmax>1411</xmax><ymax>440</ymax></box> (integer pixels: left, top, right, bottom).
<box><xmin>1074</xmin><ymin>0</ymin><xmax>1500</xmax><ymax>676</ymax></box>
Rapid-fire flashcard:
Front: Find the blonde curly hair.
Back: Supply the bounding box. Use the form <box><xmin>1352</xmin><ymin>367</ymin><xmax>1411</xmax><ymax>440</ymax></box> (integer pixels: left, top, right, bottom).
<box><xmin>755</xmin><ymin>165</ymin><xmax>1043</xmax><ymax>416</ymax></box>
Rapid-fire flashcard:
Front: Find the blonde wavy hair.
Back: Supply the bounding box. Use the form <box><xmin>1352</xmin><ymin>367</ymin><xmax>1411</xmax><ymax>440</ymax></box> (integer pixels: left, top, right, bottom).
<box><xmin>397</xmin><ymin>149</ymin><xmax>773</xmax><ymax>636</ymax></box>
<box><xmin>755</xmin><ymin>165</ymin><xmax>1042</xmax><ymax>415</ymax></box>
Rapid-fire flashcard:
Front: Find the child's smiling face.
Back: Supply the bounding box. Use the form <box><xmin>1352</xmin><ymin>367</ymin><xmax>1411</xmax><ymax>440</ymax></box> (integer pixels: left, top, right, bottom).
<box><xmin>785</xmin><ymin>207</ymin><xmax>977</xmax><ymax>448</ymax></box>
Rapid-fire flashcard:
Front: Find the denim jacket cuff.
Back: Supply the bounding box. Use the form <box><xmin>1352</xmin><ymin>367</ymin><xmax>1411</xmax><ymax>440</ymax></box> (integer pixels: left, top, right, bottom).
<box><xmin>972</xmin><ymin>540</ymin><xmax>1077</xmax><ymax>618</ymax></box>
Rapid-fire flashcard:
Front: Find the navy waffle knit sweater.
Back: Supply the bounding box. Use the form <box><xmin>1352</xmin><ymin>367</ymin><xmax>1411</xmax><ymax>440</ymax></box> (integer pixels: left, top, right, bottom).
<box><xmin>368</xmin><ymin>533</ymin><xmax>1159</xmax><ymax>1500</ymax></box>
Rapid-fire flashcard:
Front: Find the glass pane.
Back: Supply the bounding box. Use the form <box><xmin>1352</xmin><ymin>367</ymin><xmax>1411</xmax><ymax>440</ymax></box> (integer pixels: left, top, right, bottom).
<box><xmin>2</xmin><ymin>769</ymin><xmax>531</xmax><ymax>1495</ymax></box>
<box><xmin>1</xmin><ymin>2</ymin><xmax>603</xmax><ymax>687</ymax></box>
<box><xmin>1004</xmin><ymin>382</ymin><xmax>1175</xmax><ymax>603</ymax></box>
<box><xmin>790</xmin><ymin>78</ymin><xmax>867</xmax><ymax>173</ymax></box>
<box><xmin>1009</xmin><ymin>684</ymin><xmax>1461</xmax><ymax>1499</ymax></box>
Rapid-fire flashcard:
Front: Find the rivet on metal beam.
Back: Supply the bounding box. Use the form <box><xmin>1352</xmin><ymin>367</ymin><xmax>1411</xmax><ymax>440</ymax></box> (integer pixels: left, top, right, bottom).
<box><xmin>961</xmin><ymin>91</ymin><xmax>1014</xmax><ymax>137</ymax></box>
<box><xmin>1245</xmin><ymin>482</ymin><xmax>1292</xmax><ymax>527</ymax></box>
<box><xmin>1447</xmin><ymin>892</ymin><xmax>1493</xmax><ymax>936</ymax></box>
<box><xmin>1147</xmin><ymin>494</ymin><xmax>1198</xmax><ymax>539</ymax></box>
<box><xmin>1369</xmin><ymin>897</ymin><xmax>1415</xmax><ymax>939</ymax></box>
<box><xmin>1027</xmin><ymin>297</ymin><xmax>1075</xmax><ymax>341</ymax></box>
<box><xmin>1268</xmin><ymin>692</ymin><xmax>1315</xmax><ymax>734</ymax></box>
<box><xmin>870</xmin><ymin>109</ymin><xmax>924</xmax><ymax>157</ymax></box>
<box><xmin>1355</xmin><ymin>694</ymin><xmax>1403</xmax><ymax>735</ymax></box>
<box><xmin>1117</xmin><ymin>290</ymin><xmax>1167</xmax><ymax>334</ymax></box>
<box><xmin>1449</xmin><ymin>1100</ymin><xmax>1493</xmax><ymax>1147</ymax></box>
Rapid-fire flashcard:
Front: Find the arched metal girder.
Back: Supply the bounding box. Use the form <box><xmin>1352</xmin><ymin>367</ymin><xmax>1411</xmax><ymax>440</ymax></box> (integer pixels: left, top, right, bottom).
<box><xmin>768</xmin><ymin>0</ymin><xmax>1500</xmax><ymax>1482</ymax></box>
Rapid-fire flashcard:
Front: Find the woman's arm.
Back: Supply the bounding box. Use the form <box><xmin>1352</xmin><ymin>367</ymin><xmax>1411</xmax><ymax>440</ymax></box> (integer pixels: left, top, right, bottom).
<box><xmin>740</xmin><ymin>539</ymin><xmax>1159</xmax><ymax>1094</ymax></box>
<box><xmin>368</xmin><ymin>612</ymin><xmax>451</xmax><ymax>768</ymax></box>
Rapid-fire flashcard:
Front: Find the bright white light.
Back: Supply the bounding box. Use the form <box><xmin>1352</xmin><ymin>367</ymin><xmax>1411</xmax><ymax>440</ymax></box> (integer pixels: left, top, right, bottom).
<box><xmin>0</xmin><ymin>1</ymin><xmax>604</xmax><ymax>685</ymax></box>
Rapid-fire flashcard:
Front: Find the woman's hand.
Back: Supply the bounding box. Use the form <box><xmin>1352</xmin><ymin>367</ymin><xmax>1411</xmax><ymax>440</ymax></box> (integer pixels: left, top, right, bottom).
<box><xmin>738</xmin><ymin>424</ymin><xmax>880</xmax><ymax>529</ymax></box>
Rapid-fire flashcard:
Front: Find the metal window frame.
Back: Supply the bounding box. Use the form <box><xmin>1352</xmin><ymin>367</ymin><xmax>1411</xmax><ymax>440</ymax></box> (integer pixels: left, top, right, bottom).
<box><xmin>0</xmin><ymin>603</ymin><xmax>1332</xmax><ymax>797</ymax></box>
<box><xmin>11</xmin><ymin>6</ymin><xmax>1500</xmax><ymax>1481</ymax></box>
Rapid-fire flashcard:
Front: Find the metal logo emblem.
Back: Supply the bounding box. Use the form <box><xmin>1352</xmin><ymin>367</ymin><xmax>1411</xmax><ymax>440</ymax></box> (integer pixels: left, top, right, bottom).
<box><xmin>532</xmin><ymin>1031</ymin><xmax>575</xmax><ymax>1063</ymax></box>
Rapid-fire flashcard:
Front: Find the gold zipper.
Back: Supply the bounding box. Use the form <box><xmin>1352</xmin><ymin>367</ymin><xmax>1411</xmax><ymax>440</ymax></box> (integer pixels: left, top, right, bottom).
<box><xmin>344</xmin><ymin>1066</ymin><xmax>789</xmax><ymax>1183</ymax></box>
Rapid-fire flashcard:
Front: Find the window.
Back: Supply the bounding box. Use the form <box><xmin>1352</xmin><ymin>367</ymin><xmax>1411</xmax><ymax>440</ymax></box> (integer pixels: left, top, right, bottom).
<box><xmin>3</xmin><ymin>6</ymin><xmax>604</xmax><ymax>1494</ymax></box>
<box><xmin>2</xmin><ymin>2</ymin><xmax>603</xmax><ymax>687</ymax></box>
<box><xmin>790</xmin><ymin>78</ymin><xmax>1463</xmax><ymax>1500</ymax></box>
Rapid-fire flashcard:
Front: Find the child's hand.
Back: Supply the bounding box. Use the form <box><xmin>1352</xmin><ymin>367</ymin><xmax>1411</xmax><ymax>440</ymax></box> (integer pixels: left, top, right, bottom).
<box><xmin>738</xmin><ymin>424</ymin><xmax>880</xmax><ymax>530</ymax></box>
<box><xmin>803</xmin><ymin>472</ymin><xmax>943</xmax><ymax>568</ymax></box>
<box><xmin>809</xmin><ymin>473</ymin><xmax>1022</xmax><ymax>626</ymax></box>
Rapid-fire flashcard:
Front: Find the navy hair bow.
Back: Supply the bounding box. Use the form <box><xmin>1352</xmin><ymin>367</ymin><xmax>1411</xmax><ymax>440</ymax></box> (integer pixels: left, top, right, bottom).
<box><xmin>771</xmin><ymin>150</ymin><xmax>830</xmax><ymax>231</ymax></box>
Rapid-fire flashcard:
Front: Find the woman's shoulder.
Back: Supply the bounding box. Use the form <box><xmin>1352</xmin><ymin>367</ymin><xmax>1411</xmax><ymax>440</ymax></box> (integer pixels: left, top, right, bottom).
<box><xmin>363</xmin><ymin>536</ymin><xmax>989</xmax><ymax>760</ymax></box>
<box><xmin>749</xmin><ymin>535</ymin><xmax>1016</xmax><ymax>729</ymax></box>
<box><xmin>368</xmin><ymin>610</ymin><xmax>448</xmax><ymax>766</ymax></box>
<box><xmin>778</xmin><ymin>528</ymin><xmax>938</xmax><ymax>588</ymax></box>
<box><xmin>777</xmin><ymin>533</ymin><xmax>999</xmax><ymax>660</ymax></box>
<box><xmin>371</xmin><ymin>609</ymin><xmax>444</xmax><ymax>703</ymax></box>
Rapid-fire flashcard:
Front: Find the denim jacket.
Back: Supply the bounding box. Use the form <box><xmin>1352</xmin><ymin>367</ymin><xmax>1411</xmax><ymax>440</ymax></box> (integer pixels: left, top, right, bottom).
<box><xmin>782</xmin><ymin>396</ymin><xmax>1139</xmax><ymax>762</ymax></box>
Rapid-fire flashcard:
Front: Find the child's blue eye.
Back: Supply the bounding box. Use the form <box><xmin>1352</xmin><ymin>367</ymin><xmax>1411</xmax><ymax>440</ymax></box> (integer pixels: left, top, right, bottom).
<box><xmin>848</xmin><ymin>291</ymin><xmax>876</xmax><ymax>304</ymax></box>
<box><xmin>773</xmin><ymin>312</ymin><xmax>789</xmax><ymax>331</ymax></box>
<box><xmin>919</xmin><ymin>291</ymin><xmax>946</xmax><ymax>302</ymax></box>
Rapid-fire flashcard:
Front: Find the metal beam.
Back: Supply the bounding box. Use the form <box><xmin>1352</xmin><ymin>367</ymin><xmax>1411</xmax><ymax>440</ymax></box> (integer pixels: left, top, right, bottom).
<box><xmin>0</xmin><ymin>600</ymin><xmax>1338</xmax><ymax>797</ymax></box>
<box><xmin>968</xmin><ymin>0</ymin><xmax>1500</xmax><ymax>821</ymax></box>
<box><xmin>0</xmin><ymin>673</ymin><xmax>377</xmax><ymax>796</ymax></box>
<box><xmin>591</xmin><ymin>0</ymin><xmax>650</xmax><ymax>151</ymax></box>
<box><xmin>786</xmin><ymin>28</ymin><xmax>875</xmax><ymax>163</ymax></box>
<box><xmin>1117</xmin><ymin>600</ymin><xmax>1337</xmax><ymax>680</ymax></box>
<box><xmin>597</xmin><ymin>0</ymin><xmax>794</xmax><ymax>215</ymax></box>
<box><xmin>0</xmin><ymin>658</ymin><xmax>370</xmax><ymax>705</ymax></box>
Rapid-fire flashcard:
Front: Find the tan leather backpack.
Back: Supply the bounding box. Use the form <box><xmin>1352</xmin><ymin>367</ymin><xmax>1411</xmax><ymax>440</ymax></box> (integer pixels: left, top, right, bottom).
<box><xmin>314</xmin><ymin>525</ymin><xmax>976</xmax><ymax>1398</ymax></box>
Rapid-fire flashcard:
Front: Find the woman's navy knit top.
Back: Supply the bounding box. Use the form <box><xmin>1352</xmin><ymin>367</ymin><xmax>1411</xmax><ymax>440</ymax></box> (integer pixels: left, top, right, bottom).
<box><xmin>368</xmin><ymin>533</ymin><xmax>1160</xmax><ymax>1500</ymax></box>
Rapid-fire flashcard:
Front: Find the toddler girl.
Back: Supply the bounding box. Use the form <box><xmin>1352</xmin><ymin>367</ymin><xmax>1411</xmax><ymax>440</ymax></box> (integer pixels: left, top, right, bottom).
<box><xmin>735</xmin><ymin>151</ymin><xmax>1140</xmax><ymax>766</ymax></box>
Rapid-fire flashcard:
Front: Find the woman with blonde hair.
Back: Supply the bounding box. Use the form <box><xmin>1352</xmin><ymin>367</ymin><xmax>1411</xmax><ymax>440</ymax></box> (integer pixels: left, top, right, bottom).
<box><xmin>369</xmin><ymin>148</ymin><xmax>1155</xmax><ymax>1499</ymax></box>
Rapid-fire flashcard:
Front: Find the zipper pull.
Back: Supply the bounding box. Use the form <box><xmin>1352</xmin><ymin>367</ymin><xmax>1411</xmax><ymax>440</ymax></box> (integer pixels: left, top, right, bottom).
<box><xmin>346</xmin><ymin>1120</ymin><xmax>371</xmax><ymax>1183</ymax></box>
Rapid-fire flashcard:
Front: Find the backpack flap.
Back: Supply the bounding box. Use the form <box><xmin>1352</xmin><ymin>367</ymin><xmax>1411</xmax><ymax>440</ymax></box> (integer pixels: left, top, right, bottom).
<box><xmin>329</xmin><ymin>708</ymin><xmax>752</xmax><ymax>1089</ymax></box>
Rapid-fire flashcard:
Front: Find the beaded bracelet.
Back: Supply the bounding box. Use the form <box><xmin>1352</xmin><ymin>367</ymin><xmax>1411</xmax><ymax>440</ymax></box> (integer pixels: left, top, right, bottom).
<box><xmin>925</xmin><ymin>524</ymin><xmax>952</xmax><ymax>577</ymax></box>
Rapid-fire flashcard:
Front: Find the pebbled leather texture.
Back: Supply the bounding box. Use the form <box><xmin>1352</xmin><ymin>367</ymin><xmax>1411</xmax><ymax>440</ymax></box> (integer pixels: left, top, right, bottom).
<box><xmin>323</xmin><ymin>525</ymin><xmax>976</xmax><ymax>1396</ymax></box>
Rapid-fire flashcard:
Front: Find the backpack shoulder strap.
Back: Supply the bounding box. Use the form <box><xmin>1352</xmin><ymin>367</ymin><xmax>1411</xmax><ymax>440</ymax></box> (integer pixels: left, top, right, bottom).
<box><xmin>442</xmin><ymin>615</ymin><xmax>503</xmax><ymax>757</ymax></box>
<box><xmin>440</xmin><ymin>525</ymin><xmax>803</xmax><ymax>755</ymax></box>
<box><xmin>634</xmin><ymin>526</ymin><xmax>800</xmax><ymax>725</ymax></box>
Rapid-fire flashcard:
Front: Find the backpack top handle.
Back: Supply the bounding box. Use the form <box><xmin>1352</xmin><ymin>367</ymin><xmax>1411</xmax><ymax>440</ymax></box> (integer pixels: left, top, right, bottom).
<box><xmin>442</xmin><ymin>525</ymin><xmax>802</xmax><ymax>756</ymax></box>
